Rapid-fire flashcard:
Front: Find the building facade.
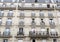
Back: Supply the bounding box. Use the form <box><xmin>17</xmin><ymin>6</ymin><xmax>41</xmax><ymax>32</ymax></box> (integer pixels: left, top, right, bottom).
<box><xmin>0</xmin><ymin>0</ymin><xmax>60</xmax><ymax>42</ymax></box>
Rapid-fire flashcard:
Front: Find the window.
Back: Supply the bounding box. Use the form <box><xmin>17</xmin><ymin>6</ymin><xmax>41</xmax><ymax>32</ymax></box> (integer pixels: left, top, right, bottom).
<box><xmin>47</xmin><ymin>4</ymin><xmax>50</xmax><ymax>8</ymax></box>
<box><xmin>3</xmin><ymin>39</ymin><xmax>8</xmax><ymax>42</ymax></box>
<box><xmin>19</xmin><ymin>20</ymin><xmax>24</xmax><ymax>26</ymax></box>
<box><xmin>31</xmin><ymin>12</ymin><xmax>35</xmax><ymax>17</ymax></box>
<box><xmin>49</xmin><ymin>19</ymin><xmax>55</xmax><ymax>28</ymax></box>
<box><xmin>18</xmin><ymin>39</ymin><xmax>23</xmax><ymax>42</ymax></box>
<box><xmin>49</xmin><ymin>19</ymin><xmax>55</xmax><ymax>26</ymax></box>
<box><xmin>48</xmin><ymin>12</ymin><xmax>53</xmax><ymax>18</ymax></box>
<box><xmin>0</xmin><ymin>10</ymin><xmax>4</xmax><ymax>17</ymax></box>
<box><xmin>8</xmin><ymin>10</ymin><xmax>13</xmax><ymax>17</ymax></box>
<box><xmin>3</xmin><ymin>28</ymin><xmax>10</xmax><ymax>36</ymax></box>
<box><xmin>19</xmin><ymin>28</ymin><xmax>23</xmax><ymax>34</ymax></box>
<box><xmin>3</xmin><ymin>0</ymin><xmax>15</xmax><ymax>2</ymax></box>
<box><xmin>37</xmin><ymin>0</ymin><xmax>45</xmax><ymax>3</ymax></box>
<box><xmin>32</xmin><ymin>39</ymin><xmax>35</xmax><ymax>42</ymax></box>
<box><xmin>0</xmin><ymin>18</ymin><xmax>2</xmax><ymax>25</ymax></box>
<box><xmin>20</xmin><ymin>12</ymin><xmax>24</xmax><ymax>17</ymax></box>
<box><xmin>25</xmin><ymin>0</ymin><xmax>35</xmax><ymax>3</ymax></box>
<box><xmin>53</xmin><ymin>39</ymin><xmax>57</xmax><ymax>42</ymax></box>
<box><xmin>6</xmin><ymin>18</ymin><xmax>12</xmax><ymax>25</ymax></box>
<box><xmin>42</xmin><ymin>39</ymin><xmax>46</xmax><ymax>42</ymax></box>
<box><xmin>40</xmin><ymin>19</ymin><xmax>45</xmax><ymax>28</ymax></box>
<box><xmin>39</xmin><ymin>12</ymin><xmax>44</xmax><ymax>18</ymax></box>
<box><xmin>35</xmin><ymin>0</ymin><xmax>37</xmax><ymax>2</ymax></box>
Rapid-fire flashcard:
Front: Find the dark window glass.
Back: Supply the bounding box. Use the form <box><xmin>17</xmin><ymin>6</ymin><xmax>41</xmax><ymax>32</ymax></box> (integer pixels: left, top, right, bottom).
<box><xmin>53</xmin><ymin>39</ymin><xmax>57</xmax><ymax>42</ymax></box>
<box><xmin>3</xmin><ymin>39</ymin><xmax>8</xmax><ymax>42</ymax></box>
<box><xmin>3</xmin><ymin>28</ymin><xmax>10</xmax><ymax>36</ymax></box>
<box><xmin>19</xmin><ymin>28</ymin><xmax>23</xmax><ymax>34</ymax></box>
<box><xmin>35</xmin><ymin>0</ymin><xmax>37</xmax><ymax>2</ymax></box>
<box><xmin>32</xmin><ymin>39</ymin><xmax>35</xmax><ymax>42</ymax></box>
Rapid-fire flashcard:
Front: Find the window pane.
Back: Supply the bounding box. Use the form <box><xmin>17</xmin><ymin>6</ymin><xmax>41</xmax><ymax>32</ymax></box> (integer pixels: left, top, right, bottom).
<box><xmin>6</xmin><ymin>18</ymin><xmax>12</xmax><ymax>25</ymax></box>
<box><xmin>3</xmin><ymin>0</ymin><xmax>15</xmax><ymax>2</ymax></box>
<box><xmin>53</xmin><ymin>39</ymin><xmax>57</xmax><ymax>42</ymax></box>
<box><xmin>8</xmin><ymin>10</ymin><xmax>13</xmax><ymax>17</ymax></box>
<box><xmin>0</xmin><ymin>18</ymin><xmax>2</xmax><ymax>25</ymax></box>
<box><xmin>32</xmin><ymin>39</ymin><xmax>35</xmax><ymax>42</ymax></box>
<box><xmin>3</xmin><ymin>39</ymin><xmax>8</xmax><ymax>42</ymax></box>
<box><xmin>25</xmin><ymin>0</ymin><xmax>35</xmax><ymax>3</ymax></box>
<box><xmin>4</xmin><ymin>28</ymin><xmax>10</xmax><ymax>36</ymax></box>
<box><xmin>37</xmin><ymin>0</ymin><xmax>45</xmax><ymax>3</ymax></box>
<box><xmin>0</xmin><ymin>10</ymin><xmax>4</xmax><ymax>17</ymax></box>
<box><xmin>19</xmin><ymin>28</ymin><xmax>23</xmax><ymax>33</ymax></box>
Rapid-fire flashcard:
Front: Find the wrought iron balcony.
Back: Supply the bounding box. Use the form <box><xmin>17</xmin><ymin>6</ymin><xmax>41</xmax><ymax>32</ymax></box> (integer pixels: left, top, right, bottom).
<box><xmin>29</xmin><ymin>31</ymin><xmax>36</xmax><ymax>38</ymax></box>
<box><xmin>0</xmin><ymin>3</ymin><xmax>16</xmax><ymax>10</ymax></box>
<box><xmin>15</xmin><ymin>32</ymin><xmax>24</xmax><ymax>38</ymax></box>
<box><xmin>0</xmin><ymin>32</ymin><xmax>12</xmax><ymax>38</ymax></box>
<box><xmin>6</xmin><ymin>22</ymin><xmax>12</xmax><ymax>26</ymax></box>
<box><xmin>49</xmin><ymin>32</ymin><xmax>58</xmax><ymax>38</ymax></box>
<box><xmin>29</xmin><ymin>30</ymin><xmax>49</xmax><ymax>38</ymax></box>
<box><xmin>18</xmin><ymin>3</ymin><xmax>56</xmax><ymax>10</ymax></box>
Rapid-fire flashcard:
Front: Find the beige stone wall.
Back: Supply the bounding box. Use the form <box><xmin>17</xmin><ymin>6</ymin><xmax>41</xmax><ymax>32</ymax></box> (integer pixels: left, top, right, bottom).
<box><xmin>0</xmin><ymin>3</ymin><xmax>59</xmax><ymax>42</ymax></box>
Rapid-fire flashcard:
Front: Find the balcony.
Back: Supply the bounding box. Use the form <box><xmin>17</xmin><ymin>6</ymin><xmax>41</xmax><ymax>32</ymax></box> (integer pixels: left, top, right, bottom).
<box><xmin>49</xmin><ymin>29</ymin><xmax>58</xmax><ymax>38</ymax></box>
<box><xmin>29</xmin><ymin>29</ymin><xmax>49</xmax><ymax>38</ymax></box>
<box><xmin>0</xmin><ymin>3</ymin><xmax>16</xmax><ymax>10</ymax></box>
<box><xmin>15</xmin><ymin>32</ymin><xmax>24</xmax><ymax>38</ymax></box>
<box><xmin>55</xmin><ymin>4</ymin><xmax>60</xmax><ymax>10</ymax></box>
<box><xmin>18</xmin><ymin>3</ymin><xmax>55</xmax><ymax>10</ymax></box>
<box><xmin>0</xmin><ymin>32</ymin><xmax>12</xmax><ymax>38</ymax></box>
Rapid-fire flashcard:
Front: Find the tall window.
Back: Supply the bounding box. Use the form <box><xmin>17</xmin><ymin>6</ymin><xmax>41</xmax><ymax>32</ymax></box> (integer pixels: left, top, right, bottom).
<box><xmin>6</xmin><ymin>18</ymin><xmax>12</xmax><ymax>25</ymax></box>
<box><xmin>0</xmin><ymin>18</ymin><xmax>2</xmax><ymax>25</ymax></box>
<box><xmin>3</xmin><ymin>39</ymin><xmax>8</xmax><ymax>42</ymax></box>
<box><xmin>35</xmin><ymin>0</ymin><xmax>37</xmax><ymax>2</ymax></box>
<box><xmin>48</xmin><ymin>12</ymin><xmax>53</xmax><ymax>18</ymax></box>
<box><xmin>0</xmin><ymin>10</ymin><xmax>4</xmax><ymax>17</ymax></box>
<box><xmin>19</xmin><ymin>19</ymin><xmax>24</xmax><ymax>26</ymax></box>
<box><xmin>39</xmin><ymin>12</ymin><xmax>44</xmax><ymax>18</ymax></box>
<box><xmin>53</xmin><ymin>39</ymin><xmax>57</xmax><ymax>42</ymax></box>
<box><xmin>19</xmin><ymin>28</ymin><xmax>23</xmax><ymax>34</ymax></box>
<box><xmin>3</xmin><ymin>28</ymin><xmax>10</xmax><ymax>36</ymax></box>
<box><xmin>32</xmin><ymin>39</ymin><xmax>35</xmax><ymax>42</ymax></box>
<box><xmin>40</xmin><ymin>19</ymin><xmax>45</xmax><ymax>28</ymax></box>
<box><xmin>3</xmin><ymin>0</ymin><xmax>15</xmax><ymax>2</ymax></box>
<box><xmin>8</xmin><ymin>10</ymin><xmax>13</xmax><ymax>17</ymax></box>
